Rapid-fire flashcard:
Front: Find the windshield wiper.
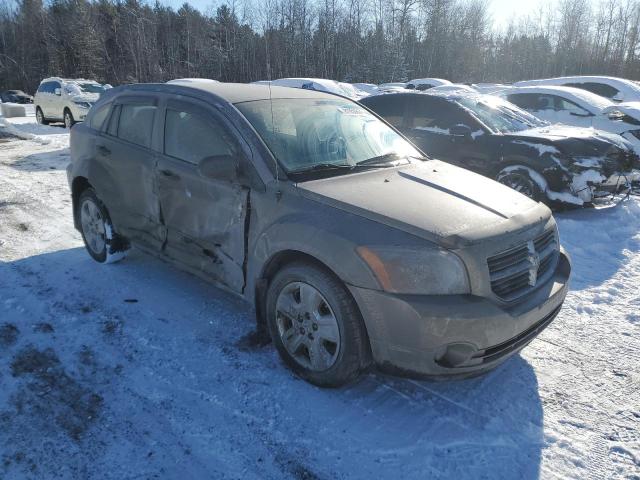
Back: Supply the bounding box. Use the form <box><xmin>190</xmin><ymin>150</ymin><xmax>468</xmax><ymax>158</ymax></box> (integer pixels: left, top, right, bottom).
<box><xmin>289</xmin><ymin>163</ymin><xmax>356</xmax><ymax>174</ymax></box>
<box><xmin>356</xmin><ymin>152</ymin><xmax>409</xmax><ymax>167</ymax></box>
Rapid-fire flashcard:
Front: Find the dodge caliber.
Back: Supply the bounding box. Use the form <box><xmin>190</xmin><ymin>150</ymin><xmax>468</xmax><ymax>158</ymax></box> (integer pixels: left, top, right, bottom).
<box><xmin>67</xmin><ymin>81</ymin><xmax>571</xmax><ymax>387</ymax></box>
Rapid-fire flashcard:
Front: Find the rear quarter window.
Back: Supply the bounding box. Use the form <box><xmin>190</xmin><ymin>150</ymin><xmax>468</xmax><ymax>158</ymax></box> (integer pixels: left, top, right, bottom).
<box><xmin>89</xmin><ymin>104</ymin><xmax>111</xmax><ymax>131</ymax></box>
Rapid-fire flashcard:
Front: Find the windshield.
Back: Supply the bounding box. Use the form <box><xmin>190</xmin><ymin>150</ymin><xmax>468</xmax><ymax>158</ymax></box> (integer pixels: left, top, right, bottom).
<box><xmin>457</xmin><ymin>96</ymin><xmax>548</xmax><ymax>133</ymax></box>
<box><xmin>236</xmin><ymin>98</ymin><xmax>420</xmax><ymax>174</ymax></box>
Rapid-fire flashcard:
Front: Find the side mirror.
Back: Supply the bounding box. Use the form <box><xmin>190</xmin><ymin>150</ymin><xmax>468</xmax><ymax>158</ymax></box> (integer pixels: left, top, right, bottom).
<box><xmin>450</xmin><ymin>124</ymin><xmax>472</xmax><ymax>138</ymax></box>
<box><xmin>54</xmin><ymin>88</ymin><xmax>61</xmax><ymax>96</ymax></box>
<box><xmin>198</xmin><ymin>154</ymin><xmax>240</xmax><ymax>182</ymax></box>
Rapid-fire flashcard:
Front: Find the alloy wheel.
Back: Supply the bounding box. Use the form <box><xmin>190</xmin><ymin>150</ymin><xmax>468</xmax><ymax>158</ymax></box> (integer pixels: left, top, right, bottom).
<box><xmin>275</xmin><ymin>281</ymin><xmax>341</xmax><ymax>371</ymax></box>
<box><xmin>80</xmin><ymin>198</ymin><xmax>106</xmax><ymax>255</ymax></box>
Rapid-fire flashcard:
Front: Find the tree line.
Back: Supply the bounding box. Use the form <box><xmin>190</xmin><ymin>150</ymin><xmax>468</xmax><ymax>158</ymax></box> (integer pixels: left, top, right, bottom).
<box><xmin>2</xmin><ymin>0</ymin><xmax>640</xmax><ymax>94</ymax></box>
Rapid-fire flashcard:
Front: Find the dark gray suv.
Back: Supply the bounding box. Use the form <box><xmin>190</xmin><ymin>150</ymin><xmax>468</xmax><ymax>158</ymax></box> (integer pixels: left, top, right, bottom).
<box><xmin>67</xmin><ymin>81</ymin><xmax>571</xmax><ymax>387</ymax></box>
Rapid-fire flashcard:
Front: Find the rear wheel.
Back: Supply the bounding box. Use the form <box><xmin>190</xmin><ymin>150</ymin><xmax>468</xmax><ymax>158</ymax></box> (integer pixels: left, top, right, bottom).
<box><xmin>266</xmin><ymin>262</ymin><xmax>369</xmax><ymax>387</ymax></box>
<box><xmin>64</xmin><ymin>109</ymin><xmax>75</xmax><ymax>129</ymax></box>
<box><xmin>496</xmin><ymin>166</ymin><xmax>543</xmax><ymax>202</ymax></box>
<box><xmin>35</xmin><ymin>107</ymin><xmax>49</xmax><ymax>125</ymax></box>
<box><xmin>78</xmin><ymin>188</ymin><xmax>128</xmax><ymax>264</ymax></box>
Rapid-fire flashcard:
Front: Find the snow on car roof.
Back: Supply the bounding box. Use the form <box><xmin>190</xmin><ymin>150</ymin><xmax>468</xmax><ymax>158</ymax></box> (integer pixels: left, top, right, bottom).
<box><xmin>514</xmin><ymin>75</ymin><xmax>640</xmax><ymax>99</ymax></box>
<box><xmin>252</xmin><ymin>78</ymin><xmax>366</xmax><ymax>99</ymax></box>
<box><xmin>406</xmin><ymin>78</ymin><xmax>451</xmax><ymax>86</ymax></box>
<box><xmin>503</xmin><ymin>85</ymin><xmax>614</xmax><ymax>113</ymax></box>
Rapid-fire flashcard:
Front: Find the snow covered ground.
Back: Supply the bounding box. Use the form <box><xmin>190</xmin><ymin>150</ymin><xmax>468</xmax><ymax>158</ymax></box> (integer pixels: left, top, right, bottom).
<box><xmin>0</xmin><ymin>117</ymin><xmax>639</xmax><ymax>480</ymax></box>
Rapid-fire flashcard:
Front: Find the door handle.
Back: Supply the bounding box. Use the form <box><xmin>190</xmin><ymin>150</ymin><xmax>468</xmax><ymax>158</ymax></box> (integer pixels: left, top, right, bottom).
<box><xmin>160</xmin><ymin>169</ymin><xmax>180</xmax><ymax>180</ymax></box>
<box><xmin>97</xmin><ymin>145</ymin><xmax>111</xmax><ymax>156</ymax></box>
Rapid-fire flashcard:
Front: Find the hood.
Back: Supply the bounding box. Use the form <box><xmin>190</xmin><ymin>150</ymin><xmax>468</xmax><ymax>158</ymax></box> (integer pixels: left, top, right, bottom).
<box><xmin>297</xmin><ymin>160</ymin><xmax>550</xmax><ymax>248</ymax></box>
<box><xmin>503</xmin><ymin>125</ymin><xmax>634</xmax><ymax>158</ymax></box>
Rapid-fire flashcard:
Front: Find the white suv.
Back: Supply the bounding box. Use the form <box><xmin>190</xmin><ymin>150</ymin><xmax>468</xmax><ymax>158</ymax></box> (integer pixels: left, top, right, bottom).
<box><xmin>34</xmin><ymin>77</ymin><xmax>111</xmax><ymax>128</ymax></box>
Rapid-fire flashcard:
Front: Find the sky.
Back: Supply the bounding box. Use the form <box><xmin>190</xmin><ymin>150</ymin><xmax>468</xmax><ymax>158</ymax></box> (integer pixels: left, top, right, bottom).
<box><xmin>156</xmin><ymin>0</ymin><xmax>559</xmax><ymax>30</ymax></box>
<box><xmin>489</xmin><ymin>0</ymin><xmax>557</xmax><ymax>29</ymax></box>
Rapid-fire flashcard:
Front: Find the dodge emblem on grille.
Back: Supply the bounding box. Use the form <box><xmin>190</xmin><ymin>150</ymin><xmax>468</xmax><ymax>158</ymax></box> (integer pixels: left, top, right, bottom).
<box><xmin>527</xmin><ymin>240</ymin><xmax>540</xmax><ymax>286</ymax></box>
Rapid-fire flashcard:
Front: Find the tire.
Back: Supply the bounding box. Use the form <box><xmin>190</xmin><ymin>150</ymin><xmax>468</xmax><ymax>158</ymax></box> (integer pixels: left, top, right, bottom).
<box><xmin>496</xmin><ymin>166</ymin><xmax>543</xmax><ymax>202</ymax></box>
<box><xmin>35</xmin><ymin>107</ymin><xmax>49</xmax><ymax>125</ymax></box>
<box><xmin>78</xmin><ymin>188</ymin><xmax>128</xmax><ymax>264</ymax></box>
<box><xmin>64</xmin><ymin>109</ymin><xmax>75</xmax><ymax>129</ymax></box>
<box><xmin>266</xmin><ymin>262</ymin><xmax>369</xmax><ymax>387</ymax></box>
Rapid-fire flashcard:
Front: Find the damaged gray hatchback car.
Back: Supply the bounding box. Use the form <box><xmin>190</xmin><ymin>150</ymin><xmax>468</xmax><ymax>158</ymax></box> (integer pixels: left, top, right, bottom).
<box><xmin>67</xmin><ymin>81</ymin><xmax>571</xmax><ymax>387</ymax></box>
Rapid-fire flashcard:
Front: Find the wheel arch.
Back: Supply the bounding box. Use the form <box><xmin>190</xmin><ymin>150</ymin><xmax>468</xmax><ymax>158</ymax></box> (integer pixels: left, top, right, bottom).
<box><xmin>71</xmin><ymin>176</ymin><xmax>92</xmax><ymax>230</ymax></box>
<box><xmin>254</xmin><ymin>249</ymin><xmax>372</xmax><ymax>360</ymax></box>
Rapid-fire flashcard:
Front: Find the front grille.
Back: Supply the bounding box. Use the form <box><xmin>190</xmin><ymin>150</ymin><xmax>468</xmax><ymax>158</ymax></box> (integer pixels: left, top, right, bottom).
<box><xmin>487</xmin><ymin>229</ymin><xmax>558</xmax><ymax>302</ymax></box>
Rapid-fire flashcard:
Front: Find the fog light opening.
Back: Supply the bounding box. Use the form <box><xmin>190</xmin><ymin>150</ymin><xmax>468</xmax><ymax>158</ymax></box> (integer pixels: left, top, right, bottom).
<box><xmin>435</xmin><ymin>343</ymin><xmax>478</xmax><ymax>368</ymax></box>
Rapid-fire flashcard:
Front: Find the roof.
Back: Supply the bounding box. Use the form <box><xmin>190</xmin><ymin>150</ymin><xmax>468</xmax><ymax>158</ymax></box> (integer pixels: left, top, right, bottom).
<box><xmin>122</xmin><ymin>81</ymin><xmax>340</xmax><ymax>104</ymax></box>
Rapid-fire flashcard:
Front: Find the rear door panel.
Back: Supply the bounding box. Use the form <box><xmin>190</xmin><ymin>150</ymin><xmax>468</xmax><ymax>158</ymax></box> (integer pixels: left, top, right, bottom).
<box><xmin>90</xmin><ymin>96</ymin><xmax>165</xmax><ymax>250</ymax></box>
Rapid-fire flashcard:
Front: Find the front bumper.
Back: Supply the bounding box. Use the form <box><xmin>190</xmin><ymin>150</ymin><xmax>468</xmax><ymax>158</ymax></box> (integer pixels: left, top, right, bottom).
<box><xmin>348</xmin><ymin>248</ymin><xmax>571</xmax><ymax>378</ymax></box>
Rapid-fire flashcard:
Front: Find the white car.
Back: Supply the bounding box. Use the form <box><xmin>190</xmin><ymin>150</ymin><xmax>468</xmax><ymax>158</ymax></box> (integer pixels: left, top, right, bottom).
<box><xmin>405</xmin><ymin>78</ymin><xmax>451</xmax><ymax>91</ymax></box>
<box><xmin>500</xmin><ymin>86</ymin><xmax>640</xmax><ymax>154</ymax></box>
<box><xmin>351</xmin><ymin>83</ymin><xmax>379</xmax><ymax>95</ymax></box>
<box><xmin>34</xmin><ymin>77</ymin><xmax>111</xmax><ymax>128</ymax></box>
<box><xmin>253</xmin><ymin>78</ymin><xmax>367</xmax><ymax>100</ymax></box>
<box><xmin>428</xmin><ymin>84</ymin><xmax>475</xmax><ymax>94</ymax></box>
<box><xmin>513</xmin><ymin>76</ymin><xmax>640</xmax><ymax>103</ymax></box>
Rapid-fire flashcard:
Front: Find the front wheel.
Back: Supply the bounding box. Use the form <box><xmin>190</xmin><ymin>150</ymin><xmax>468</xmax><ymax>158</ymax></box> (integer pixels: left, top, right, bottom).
<box><xmin>266</xmin><ymin>263</ymin><xmax>369</xmax><ymax>387</ymax></box>
<box><xmin>78</xmin><ymin>189</ymin><xmax>128</xmax><ymax>264</ymax></box>
<box><xmin>35</xmin><ymin>107</ymin><xmax>49</xmax><ymax>125</ymax></box>
<box><xmin>64</xmin><ymin>110</ymin><xmax>75</xmax><ymax>129</ymax></box>
<box><xmin>496</xmin><ymin>166</ymin><xmax>543</xmax><ymax>202</ymax></box>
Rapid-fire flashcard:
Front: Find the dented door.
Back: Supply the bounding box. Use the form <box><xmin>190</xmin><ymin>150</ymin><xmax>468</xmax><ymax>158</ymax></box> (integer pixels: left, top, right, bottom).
<box><xmin>157</xmin><ymin>100</ymin><xmax>248</xmax><ymax>293</ymax></box>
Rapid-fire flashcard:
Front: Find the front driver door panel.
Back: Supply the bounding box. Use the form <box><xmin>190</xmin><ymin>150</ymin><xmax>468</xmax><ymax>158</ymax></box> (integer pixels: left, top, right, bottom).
<box><xmin>156</xmin><ymin>99</ymin><xmax>248</xmax><ymax>293</ymax></box>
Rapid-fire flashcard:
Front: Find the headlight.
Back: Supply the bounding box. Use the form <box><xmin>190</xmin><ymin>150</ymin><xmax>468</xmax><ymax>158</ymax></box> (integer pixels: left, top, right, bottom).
<box><xmin>356</xmin><ymin>246</ymin><xmax>470</xmax><ymax>295</ymax></box>
<box><xmin>73</xmin><ymin>101</ymin><xmax>92</xmax><ymax>109</ymax></box>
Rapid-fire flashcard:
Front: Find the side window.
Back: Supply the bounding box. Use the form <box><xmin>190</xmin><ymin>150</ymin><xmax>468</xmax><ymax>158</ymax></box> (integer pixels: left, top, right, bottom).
<box><xmin>507</xmin><ymin>93</ymin><xmax>540</xmax><ymax>111</ymax></box>
<box><xmin>37</xmin><ymin>83</ymin><xmax>48</xmax><ymax>93</ymax></box>
<box><xmin>51</xmin><ymin>82</ymin><xmax>61</xmax><ymax>94</ymax></box>
<box><xmin>366</xmin><ymin>96</ymin><xmax>405</xmax><ymax>127</ymax></box>
<box><xmin>410</xmin><ymin>98</ymin><xmax>470</xmax><ymax>132</ymax></box>
<box><xmin>90</xmin><ymin>103</ymin><xmax>111</xmax><ymax>131</ymax></box>
<box><xmin>117</xmin><ymin>104</ymin><xmax>157</xmax><ymax>148</ymax></box>
<box><xmin>565</xmin><ymin>82</ymin><xmax>619</xmax><ymax>100</ymax></box>
<box><xmin>164</xmin><ymin>108</ymin><xmax>235</xmax><ymax>164</ymax></box>
<box><xmin>554</xmin><ymin>96</ymin><xmax>590</xmax><ymax>115</ymax></box>
<box><xmin>415</xmin><ymin>84</ymin><xmax>433</xmax><ymax>91</ymax></box>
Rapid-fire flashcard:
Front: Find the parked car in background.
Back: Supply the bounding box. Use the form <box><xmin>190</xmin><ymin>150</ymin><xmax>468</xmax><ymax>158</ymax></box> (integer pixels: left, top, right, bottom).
<box><xmin>471</xmin><ymin>83</ymin><xmax>510</xmax><ymax>94</ymax></box>
<box><xmin>361</xmin><ymin>91</ymin><xmax>638</xmax><ymax>207</ymax></box>
<box><xmin>252</xmin><ymin>78</ymin><xmax>367</xmax><ymax>99</ymax></box>
<box><xmin>0</xmin><ymin>89</ymin><xmax>33</xmax><ymax>104</ymax></box>
<box><xmin>34</xmin><ymin>77</ymin><xmax>111</xmax><ymax>128</ymax></box>
<box><xmin>429</xmin><ymin>84</ymin><xmax>476</xmax><ymax>94</ymax></box>
<box><xmin>513</xmin><ymin>76</ymin><xmax>640</xmax><ymax>103</ymax></box>
<box><xmin>501</xmin><ymin>85</ymin><xmax>640</xmax><ymax>155</ymax></box>
<box><xmin>352</xmin><ymin>83</ymin><xmax>379</xmax><ymax>95</ymax></box>
<box><xmin>405</xmin><ymin>78</ymin><xmax>451</xmax><ymax>90</ymax></box>
<box><xmin>377</xmin><ymin>82</ymin><xmax>407</xmax><ymax>93</ymax></box>
<box><xmin>67</xmin><ymin>81</ymin><xmax>570</xmax><ymax>386</ymax></box>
